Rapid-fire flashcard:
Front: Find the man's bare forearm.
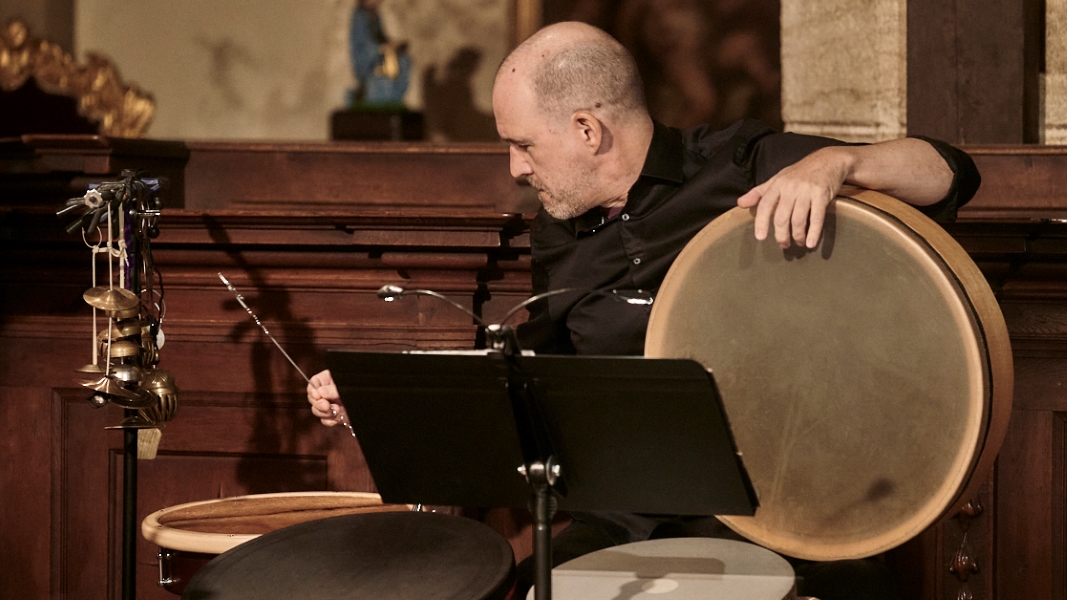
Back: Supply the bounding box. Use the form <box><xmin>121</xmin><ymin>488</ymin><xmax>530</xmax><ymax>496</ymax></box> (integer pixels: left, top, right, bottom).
<box><xmin>839</xmin><ymin>138</ymin><xmax>954</xmax><ymax>206</ymax></box>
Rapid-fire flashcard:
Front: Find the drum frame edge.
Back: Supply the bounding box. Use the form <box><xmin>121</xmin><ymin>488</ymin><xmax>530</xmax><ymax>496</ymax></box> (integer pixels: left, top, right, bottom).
<box><xmin>141</xmin><ymin>491</ymin><xmax>388</xmax><ymax>555</ymax></box>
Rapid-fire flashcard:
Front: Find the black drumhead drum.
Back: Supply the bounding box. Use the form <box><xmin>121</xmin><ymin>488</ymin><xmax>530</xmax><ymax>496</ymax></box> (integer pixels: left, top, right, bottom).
<box><xmin>181</xmin><ymin>511</ymin><xmax>515</xmax><ymax>600</ymax></box>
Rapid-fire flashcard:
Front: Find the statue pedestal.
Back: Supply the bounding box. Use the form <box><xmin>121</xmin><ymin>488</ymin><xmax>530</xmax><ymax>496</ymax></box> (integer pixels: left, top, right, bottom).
<box><xmin>330</xmin><ymin>109</ymin><xmax>424</xmax><ymax>141</ymax></box>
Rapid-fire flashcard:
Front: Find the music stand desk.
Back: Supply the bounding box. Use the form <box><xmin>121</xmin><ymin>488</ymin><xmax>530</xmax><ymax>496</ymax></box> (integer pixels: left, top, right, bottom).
<box><xmin>327</xmin><ymin>351</ymin><xmax>757</xmax><ymax>598</ymax></box>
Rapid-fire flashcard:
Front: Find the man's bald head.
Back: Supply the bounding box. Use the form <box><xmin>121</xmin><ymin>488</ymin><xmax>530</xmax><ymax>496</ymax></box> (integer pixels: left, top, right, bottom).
<box><xmin>498</xmin><ymin>22</ymin><xmax>646</xmax><ymax>124</ymax></box>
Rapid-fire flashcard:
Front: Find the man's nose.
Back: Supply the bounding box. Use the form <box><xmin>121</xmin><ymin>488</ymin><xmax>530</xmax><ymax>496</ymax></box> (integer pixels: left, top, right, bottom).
<box><xmin>510</xmin><ymin>147</ymin><xmax>533</xmax><ymax>178</ymax></box>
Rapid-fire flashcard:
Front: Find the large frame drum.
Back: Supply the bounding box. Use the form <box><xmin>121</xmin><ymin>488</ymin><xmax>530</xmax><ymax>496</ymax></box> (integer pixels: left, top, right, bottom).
<box><xmin>645</xmin><ymin>191</ymin><xmax>1013</xmax><ymax>560</ymax></box>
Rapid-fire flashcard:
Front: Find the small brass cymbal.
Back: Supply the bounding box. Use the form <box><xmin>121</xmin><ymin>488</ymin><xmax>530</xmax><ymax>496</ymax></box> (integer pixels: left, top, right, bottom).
<box><xmin>79</xmin><ymin>375</ymin><xmax>140</xmax><ymax>400</ymax></box>
<box><xmin>108</xmin><ymin>306</ymin><xmax>141</xmax><ymax>319</ymax></box>
<box><xmin>83</xmin><ymin>287</ymin><xmax>139</xmax><ymax>311</ymax></box>
<box><xmin>105</xmin><ymin>340</ymin><xmax>142</xmax><ymax>358</ymax></box>
<box><xmin>79</xmin><ymin>377</ymin><xmax>156</xmax><ymax>409</ymax></box>
<box><xmin>111</xmin><ymin>363</ymin><xmax>144</xmax><ymax>384</ymax></box>
<box><xmin>76</xmin><ymin>363</ymin><xmax>104</xmax><ymax>374</ymax></box>
<box><xmin>97</xmin><ymin>321</ymin><xmax>142</xmax><ymax>341</ymax></box>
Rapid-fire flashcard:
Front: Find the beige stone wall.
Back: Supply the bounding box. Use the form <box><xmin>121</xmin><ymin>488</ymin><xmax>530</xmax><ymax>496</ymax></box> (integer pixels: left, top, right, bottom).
<box><xmin>1046</xmin><ymin>0</ymin><xmax>1067</xmax><ymax>144</ymax></box>
<box><xmin>781</xmin><ymin>0</ymin><xmax>906</xmax><ymax>142</ymax></box>
<box><xmin>74</xmin><ymin>0</ymin><xmax>508</xmax><ymax>140</ymax></box>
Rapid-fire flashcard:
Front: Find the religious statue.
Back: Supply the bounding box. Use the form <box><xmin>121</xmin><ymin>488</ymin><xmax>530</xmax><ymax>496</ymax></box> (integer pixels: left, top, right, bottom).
<box><xmin>347</xmin><ymin>0</ymin><xmax>411</xmax><ymax>108</ymax></box>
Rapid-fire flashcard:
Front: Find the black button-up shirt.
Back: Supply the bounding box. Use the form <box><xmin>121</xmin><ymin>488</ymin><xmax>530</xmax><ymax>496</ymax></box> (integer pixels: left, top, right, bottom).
<box><xmin>516</xmin><ymin>119</ymin><xmax>981</xmax><ymax>356</ymax></box>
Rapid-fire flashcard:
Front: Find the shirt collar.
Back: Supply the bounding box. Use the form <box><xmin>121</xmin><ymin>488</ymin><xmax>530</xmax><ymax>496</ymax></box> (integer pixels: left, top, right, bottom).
<box><xmin>570</xmin><ymin>120</ymin><xmax>684</xmax><ymax>235</ymax></box>
<box><xmin>638</xmin><ymin>120</ymin><xmax>685</xmax><ymax>185</ymax></box>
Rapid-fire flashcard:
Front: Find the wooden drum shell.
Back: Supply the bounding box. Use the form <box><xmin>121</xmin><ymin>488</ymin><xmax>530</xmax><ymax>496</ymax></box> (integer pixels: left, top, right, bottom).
<box><xmin>141</xmin><ymin>491</ymin><xmax>410</xmax><ymax>595</ymax></box>
<box><xmin>645</xmin><ymin>191</ymin><xmax>1013</xmax><ymax>561</ymax></box>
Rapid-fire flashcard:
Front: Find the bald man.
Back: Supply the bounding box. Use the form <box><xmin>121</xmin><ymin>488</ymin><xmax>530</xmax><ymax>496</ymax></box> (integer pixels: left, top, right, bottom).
<box><xmin>491</xmin><ymin>21</ymin><xmax>979</xmax><ymax>600</ymax></box>
<box><xmin>308</xmin><ymin>20</ymin><xmax>979</xmax><ymax>600</ymax></box>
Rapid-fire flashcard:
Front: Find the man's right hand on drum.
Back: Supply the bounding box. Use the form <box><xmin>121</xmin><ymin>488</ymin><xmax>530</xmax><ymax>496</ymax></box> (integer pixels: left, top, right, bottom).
<box><xmin>307</xmin><ymin>369</ymin><xmax>348</xmax><ymax>427</ymax></box>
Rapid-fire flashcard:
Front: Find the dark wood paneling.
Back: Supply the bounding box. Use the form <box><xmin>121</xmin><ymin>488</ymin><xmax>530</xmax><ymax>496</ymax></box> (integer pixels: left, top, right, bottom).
<box><xmin>996</xmin><ymin>409</ymin><xmax>1056</xmax><ymax>598</ymax></box>
<box><xmin>182</xmin><ymin>141</ymin><xmax>539</xmax><ymax>214</ymax></box>
<box><xmin>0</xmin><ymin>387</ymin><xmax>51</xmax><ymax>599</ymax></box>
<box><xmin>962</xmin><ymin>146</ymin><xmax>1067</xmax><ymax>219</ymax></box>
<box><xmin>1056</xmin><ymin>413</ymin><xmax>1067</xmax><ymax>600</ymax></box>
<box><xmin>906</xmin><ymin>0</ymin><xmax>961</xmax><ymax>142</ymax></box>
<box><xmin>908</xmin><ymin>0</ymin><xmax>1042</xmax><ymax>144</ymax></box>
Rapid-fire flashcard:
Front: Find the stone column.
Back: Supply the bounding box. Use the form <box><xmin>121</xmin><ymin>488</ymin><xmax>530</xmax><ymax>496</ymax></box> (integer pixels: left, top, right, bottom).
<box><xmin>1046</xmin><ymin>0</ymin><xmax>1067</xmax><ymax>144</ymax></box>
<box><xmin>780</xmin><ymin>0</ymin><xmax>906</xmax><ymax>142</ymax></box>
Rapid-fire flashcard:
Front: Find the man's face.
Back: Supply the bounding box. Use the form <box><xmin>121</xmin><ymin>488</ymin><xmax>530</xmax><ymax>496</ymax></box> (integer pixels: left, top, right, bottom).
<box><xmin>492</xmin><ymin>73</ymin><xmax>599</xmax><ymax>220</ymax></box>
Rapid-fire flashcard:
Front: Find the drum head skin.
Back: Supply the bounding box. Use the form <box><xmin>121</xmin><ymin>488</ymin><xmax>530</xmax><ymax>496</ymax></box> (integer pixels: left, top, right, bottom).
<box><xmin>534</xmin><ymin>538</ymin><xmax>795</xmax><ymax>600</ymax></box>
<box><xmin>181</xmin><ymin>512</ymin><xmax>515</xmax><ymax>600</ymax></box>
<box><xmin>646</xmin><ymin>191</ymin><xmax>1012</xmax><ymax>560</ymax></box>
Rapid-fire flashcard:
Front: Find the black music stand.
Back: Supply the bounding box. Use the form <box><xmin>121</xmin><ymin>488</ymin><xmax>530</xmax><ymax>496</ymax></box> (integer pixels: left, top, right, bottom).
<box><xmin>327</xmin><ymin>350</ymin><xmax>757</xmax><ymax>600</ymax></box>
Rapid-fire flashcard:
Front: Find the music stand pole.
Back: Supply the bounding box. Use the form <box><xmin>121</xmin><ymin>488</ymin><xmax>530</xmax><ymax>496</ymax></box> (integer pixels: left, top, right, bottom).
<box><xmin>525</xmin><ymin>458</ymin><xmax>559</xmax><ymax>600</ymax></box>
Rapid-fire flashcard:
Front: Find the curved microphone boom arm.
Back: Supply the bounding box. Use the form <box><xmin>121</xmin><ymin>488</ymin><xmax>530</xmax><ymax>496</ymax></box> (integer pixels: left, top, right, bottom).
<box><xmin>376</xmin><ymin>285</ymin><xmax>654</xmax><ymax>355</ymax></box>
<box><xmin>377</xmin><ymin>285</ymin><xmax>488</xmax><ymax>328</ymax></box>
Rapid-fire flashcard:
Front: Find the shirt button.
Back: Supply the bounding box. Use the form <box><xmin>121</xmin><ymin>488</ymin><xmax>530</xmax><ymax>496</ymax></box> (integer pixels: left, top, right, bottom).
<box><xmin>633</xmin><ymin>258</ymin><xmax>641</xmax><ymax>265</ymax></box>
<box><xmin>621</xmin><ymin>214</ymin><xmax>630</xmax><ymax>221</ymax></box>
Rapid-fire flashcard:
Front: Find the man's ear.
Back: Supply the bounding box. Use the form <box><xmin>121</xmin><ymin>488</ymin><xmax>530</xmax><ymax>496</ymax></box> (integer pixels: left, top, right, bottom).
<box><xmin>572</xmin><ymin>111</ymin><xmax>604</xmax><ymax>153</ymax></box>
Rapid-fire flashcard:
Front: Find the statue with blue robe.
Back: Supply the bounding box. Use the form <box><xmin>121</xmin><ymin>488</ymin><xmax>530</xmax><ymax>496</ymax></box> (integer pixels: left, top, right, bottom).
<box><xmin>348</xmin><ymin>0</ymin><xmax>411</xmax><ymax>108</ymax></box>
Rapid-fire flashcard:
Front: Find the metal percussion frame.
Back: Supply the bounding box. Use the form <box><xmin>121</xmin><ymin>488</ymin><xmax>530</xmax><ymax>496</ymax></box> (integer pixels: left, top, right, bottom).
<box><xmin>328</xmin><ymin>347</ymin><xmax>757</xmax><ymax>600</ymax></box>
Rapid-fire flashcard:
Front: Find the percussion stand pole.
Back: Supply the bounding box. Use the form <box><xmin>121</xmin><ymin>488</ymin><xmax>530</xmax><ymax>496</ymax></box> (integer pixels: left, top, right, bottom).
<box><xmin>121</xmin><ymin>207</ymin><xmax>140</xmax><ymax>600</ymax></box>
<box><xmin>122</xmin><ymin>419</ymin><xmax>137</xmax><ymax>600</ymax></box>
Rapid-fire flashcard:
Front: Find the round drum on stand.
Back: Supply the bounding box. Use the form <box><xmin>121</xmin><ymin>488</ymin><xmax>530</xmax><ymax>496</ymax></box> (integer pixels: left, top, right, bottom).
<box><xmin>142</xmin><ymin>491</ymin><xmax>412</xmax><ymax>595</ymax></box>
<box><xmin>645</xmin><ymin>191</ymin><xmax>1013</xmax><ymax>560</ymax></box>
<box><xmin>180</xmin><ymin>511</ymin><xmax>515</xmax><ymax>600</ymax></box>
<box><xmin>530</xmin><ymin>538</ymin><xmax>796</xmax><ymax>600</ymax></box>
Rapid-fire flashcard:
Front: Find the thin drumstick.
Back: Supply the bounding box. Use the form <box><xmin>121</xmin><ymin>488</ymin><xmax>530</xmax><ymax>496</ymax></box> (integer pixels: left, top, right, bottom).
<box><xmin>217</xmin><ymin>273</ymin><xmax>355</xmax><ymax>436</ymax></box>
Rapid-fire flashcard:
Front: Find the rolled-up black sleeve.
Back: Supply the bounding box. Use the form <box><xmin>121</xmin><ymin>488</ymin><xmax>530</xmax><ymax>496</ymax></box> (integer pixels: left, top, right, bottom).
<box><xmin>909</xmin><ymin>135</ymin><xmax>981</xmax><ymax>222</ymax></box>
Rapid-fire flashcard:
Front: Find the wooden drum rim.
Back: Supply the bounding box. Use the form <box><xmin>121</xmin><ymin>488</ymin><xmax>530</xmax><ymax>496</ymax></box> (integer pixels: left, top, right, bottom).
<box><xmin>141</xmin><ymin>491</ymin><xmax>391</xmax><ymax>555</ymax></box>
<box><xmin>645</xmin><ymin>190</ymin><xmax>1013</xmax><ymax>560</ymax></box>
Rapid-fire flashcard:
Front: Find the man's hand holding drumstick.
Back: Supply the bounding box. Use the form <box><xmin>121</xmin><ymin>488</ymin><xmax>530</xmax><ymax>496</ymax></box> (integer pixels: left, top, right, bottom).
<box><xmin>307</xmin><ymin>369</ymin><xmax>350</xmax><ymax>428</ymax></box>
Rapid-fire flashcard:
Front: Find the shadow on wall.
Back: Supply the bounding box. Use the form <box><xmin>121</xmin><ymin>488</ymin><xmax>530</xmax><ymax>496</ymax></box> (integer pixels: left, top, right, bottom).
<box><xmin>204</xmin><ymin>215</ymin><xmax>324</xmax><ymax>493</ymax></box>
<box><xmin>422</xmin><ymin>47</ymin><xmax>499</xmax><ymax>142</ymax></box>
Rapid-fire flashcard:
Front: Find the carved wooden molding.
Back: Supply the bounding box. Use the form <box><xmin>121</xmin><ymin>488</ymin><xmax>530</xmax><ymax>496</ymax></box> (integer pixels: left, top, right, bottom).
<box><xmin>0</xmin><ymin>20</ymin><xmax>153</xmax><ymax>138</ymax></box>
